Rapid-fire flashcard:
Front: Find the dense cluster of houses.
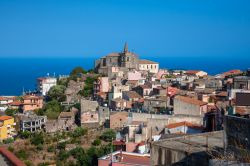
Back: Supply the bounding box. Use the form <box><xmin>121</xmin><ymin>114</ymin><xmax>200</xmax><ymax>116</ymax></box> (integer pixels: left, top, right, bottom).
<box><xmin>0</xmin><ymin>44</ymin><xmax>250</xmax><ymax>165</ymax></box>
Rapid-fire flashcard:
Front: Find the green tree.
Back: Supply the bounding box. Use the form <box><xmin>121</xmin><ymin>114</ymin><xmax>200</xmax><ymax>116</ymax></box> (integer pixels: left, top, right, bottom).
<box><xmin>47</xmin><ymin>85</ymin><xmax>66</xmax><ymax>102</ymax></box>
<box><xmin>5</xmin><ymin>109</ymin><xmax>17</xmax><ymax>116</ymax></box>
<box><xmin>44</xmin><ymin>100</ymin><xmax>62</xmax><ymax>119</ymax></box>
<box><xmin>57</xmin><ymin>78</ymin><xmax>69</xmax><ymax>87</ymax></box>
<box><xmin>34</xmin><ymin>108</ymin><xmax>45</xmax><ymax>116</ymax></box>
<box><xmin>100</xmin><ymin>129</ymin><xmax>116</xmax><ymax>142</ymax></box>
<box><xmin>70</xmin><ymin>67</ymin><xmax>86</xmax><ymax>77</ymax></box>
<box><xmin>78</xmin><ymin>76</ymin><xmax>98</xmax><ymax>97</ymax></box>
<box><xmin>72</xmin><ymin>127</ymin><xmax>87</xmax><ymax>137</ymax></box>
<box><xmin>30</xmin><ymin>132</ymin><xmax>44</xmax><ymax>146</ymax></box>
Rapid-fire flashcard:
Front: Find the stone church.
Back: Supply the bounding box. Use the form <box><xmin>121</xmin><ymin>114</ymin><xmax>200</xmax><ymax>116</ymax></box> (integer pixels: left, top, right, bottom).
<box><xmin>94</xmin><ymin>43</ymin><xmax>139</xmax><ymax>75</ymax></box>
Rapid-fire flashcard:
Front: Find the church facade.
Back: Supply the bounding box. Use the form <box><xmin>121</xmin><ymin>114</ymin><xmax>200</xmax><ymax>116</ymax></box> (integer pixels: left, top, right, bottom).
<box><xmin>95</xmin><ymin>43</ymin><xmax>159</xmax><ymax>76</ymax></box>
<box><xmin>94</xmin><ymin>43</ymin><xmax>139</xmax><ymax>75</ymax></box>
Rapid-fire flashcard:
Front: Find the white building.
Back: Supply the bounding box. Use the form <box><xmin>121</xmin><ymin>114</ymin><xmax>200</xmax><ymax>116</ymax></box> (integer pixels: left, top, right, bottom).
<box><xmin>37</xmin><ymin>77</ymin><xmax>57</xmax><ymax>96</ymax></box>
<box><xmin>139</xmin><ymin>59</ymin><xmax>159</xmax><ymax>74</ymax></box>
<box><xmin>0</xmin><ymin>96</ymin><xmax>14</xmax><ymax>111</ymax></box>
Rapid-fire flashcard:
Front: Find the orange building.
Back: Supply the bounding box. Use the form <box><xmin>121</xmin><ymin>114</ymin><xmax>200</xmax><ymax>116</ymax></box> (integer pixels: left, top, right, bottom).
<box><xmin>22</xmin><ymin>95</ymin><xmax>43</xmax><ymax>111</ymax></box>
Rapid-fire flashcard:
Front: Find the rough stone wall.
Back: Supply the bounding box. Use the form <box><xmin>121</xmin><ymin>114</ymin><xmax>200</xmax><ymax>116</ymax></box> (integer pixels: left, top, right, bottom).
<box><xmin>224</xmin><ymin>115</ymin><xmax>250</xmax><ymax>155</ymax></box>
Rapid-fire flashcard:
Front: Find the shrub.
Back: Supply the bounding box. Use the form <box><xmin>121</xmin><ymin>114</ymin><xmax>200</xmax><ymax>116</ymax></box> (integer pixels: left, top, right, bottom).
<box><xmin>72</xmin><ymin>127</ymin><xmax>87</xmax><ymax>137</ymax></box>
<box><xmin>30</xmin><ymin>133</ymin><xmax>44</xmax><ymax>146</ymax></box>
<box><xmin>36</xmin><ymin>144</ymin><xmax>43</xmax><ymax>150</ymax></box>
<box><xmin>92</xmin><ymin>139</ymin><xmax>101</xmax><ymax>146</ymax></box>
<box><xmin>20</xmin><ymin>131</ymin><xmax>31</xmax><ymax>139</ymax></box>
<box><xmin>15</xmin><ymin>149</ymin><xmax>28</xmax><ymax>160</ymax></box>
<box><xmin>8</xmin><ymin>146</ymin><xmax>14</xmax><ymax>152</ymax></box>
<box><xmin>3</xmin><ymin>138</ymin><xmax>14</xmax><ymax>144</ymax></box>
<box><xmin>100</xmin><ymin>129</ymin><xmax>116</xmax><ymax>142</ymax></box>
<box><xmin>47</xmin><ymin>145</ymin><xmax>55</xmax><ymax>153</ymax></box>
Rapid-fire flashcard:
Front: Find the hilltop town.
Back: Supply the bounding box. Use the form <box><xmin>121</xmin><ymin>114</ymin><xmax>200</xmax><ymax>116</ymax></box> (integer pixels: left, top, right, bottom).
<box><xmin>0</xmin><ymin>44</ymin><xmax>250</xmax><ymax>166</ymax></box>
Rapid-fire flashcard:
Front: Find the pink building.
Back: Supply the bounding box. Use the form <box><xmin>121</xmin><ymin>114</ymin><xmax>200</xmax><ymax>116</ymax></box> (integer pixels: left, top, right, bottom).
<box><xmin>22</xmin><ymin>95</ymin><xmax>43</xmax><ymax>111</ymax></box>
<box><xmin>94</xmin><ymin>77</ymin><xmax>109</xmax><ymax>101</ymax></box>
<box><xmin>127</xmin><ymin>71</ymin><xmax>142</xmax><ymax>81</ymax></box>
<box><xmin>156</xmin><ymin>69</ymin><xmax>169</xmax><ymax>79</ymax></box>
<box><xmin>98</xmin><ymin>151</ymin><xmax>150</xmax><ymax>166</ymax></box>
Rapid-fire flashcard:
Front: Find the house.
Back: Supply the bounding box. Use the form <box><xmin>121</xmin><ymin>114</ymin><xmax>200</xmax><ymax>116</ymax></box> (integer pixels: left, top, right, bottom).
<box><xmin>139</xmin><ymin>59</ymin><xmax>159</xmax><ymax>74</ymax></box>
<box><xmin>109</xmin><ymin>84</ymin><xmax>130</xmax><ymax>103</ymax></box>
<box><xmin>127</xmin><ymin>70</ymin><xmax>143</xmax><ymax>81</ymax></box>
<box><xmin>233</xmin><ymin>76</ymin><xmax>250</xmax><ymax>90</ymax></box>
<box><xmin>122</xmin><ymin>91</ymin><xmax>142</xmax><ymax>102</ymax></box>
<box><xmin>153</xmin><ymin>86</ymin><xmax>166</xmax><ymax>96</ymax></box>
<box><xmin>127</xmin><ymin>121</ymin><xmax>146</xmax><ymax>141</ymax></box>
<box><xmin>22</xmin><ymin>95</ymin><xmax>43</xmax><ymax>112</ymax></box>
<box><xmin>109</xmin><ymin>112</ymin><xmax>129</xmax><ymax>130</ymax></box>
<box><xmin>19</xmin><ymin>113</ymin><xmax>47</xmax><ymax>132</ymax></box>
<box><xmin>45</xmin><ymin>109</ymin><xmax>78</xmax><ymax>133</ymax></box>
<box><xmin>37</xmin><ymin>77</ymin><xmax>57</xmax><ymax>96</ymax></box>
<box><xmin>174</xmin><ymin>95</ymin><xmax>208</xmax><ymax>116</ymax></box>
<box><xmin>0</xmin><ymin>97</ymin><xmax>14</xmax><ymax>105</ymax></box>
<box><xmin>98</xmin><ymin>151</ymin><xmax>150</xmax><ymax>166</ymax></box>
<box><xmin>110</xmin><ymin>98</ymin><xmax>131</xmax><ymax>111</ymax></box>
<box><xmin>80</xmin><ymin>99</ymin><xmax>99</xmax><ymax>127</ymax></box>
<box><xmin>0</xmin><ymin>96</ymin><xmax>15</xmax><ymax>111</ymax></box>
<box><xmin>151</xmin><ymin>131</ymin><xmax>223</xmax><ymax>166</ymax></box>
<box><xmin>143</xmin><ymin>96</ymin><xmax>168</xmax><ymax>113</ymax></box>
<box><xmin>165</xmin><ymin>121</ymin><xmax>203</xmax><ymax>134</ymax></box>
<box><xmin>93</xmin><ymin>77</ymin><xmax>109</xmax><ymax>100</ymax></box>
<box><xmin>185</xmin><ymin>70</ymin><xmax>208</xmax><ymax>77</ymax></box>
<box><xmin>133</xmin><ymin>85</ymin><xmax>152</xmax><ymax>97</ymax></box>
<box><xmin>0</xmin><ymin>116</ymin><xmax>16</xmax><ymax>141</ymax></box>
<box><xmin>81</xmin><ymin>111</ymin><xmax>99</xmax><ymax>128</ymax></box>
<box><xmin>8</xmin><ymin>100</ymin><xmax>22</xmax><ymax>110</ymax></box>
<box><xmin>80</xmin><ymin>99</ymin><xmax>98</xmax><ymax>112</ymax></box>
<box><xmin>221</xmin><ymin>69</ymin><xmax>242</xmax><ymax>78</ymax></box>
<box><xmin>234</xmin><ymin>93</ymin><xmax>250</xmax><ymax>115</ymax></box>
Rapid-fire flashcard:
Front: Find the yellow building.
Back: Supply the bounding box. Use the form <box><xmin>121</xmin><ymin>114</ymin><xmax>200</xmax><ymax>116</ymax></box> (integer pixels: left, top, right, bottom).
<box><xmin>0</xmin><ymin>116</ymin><xmax>16</xmax><ymax>141</ymax></box>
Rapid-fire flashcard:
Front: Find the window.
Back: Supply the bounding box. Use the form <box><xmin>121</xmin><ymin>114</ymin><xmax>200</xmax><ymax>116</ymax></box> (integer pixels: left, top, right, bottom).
<box><xmin>127</xmin><ymin>57</ymin><xmax>129</xmax><ymax>61</ymax></box>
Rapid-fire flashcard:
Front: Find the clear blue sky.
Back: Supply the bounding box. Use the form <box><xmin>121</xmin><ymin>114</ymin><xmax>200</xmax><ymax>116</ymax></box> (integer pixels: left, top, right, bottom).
<box><xmin>0</xmin><ymin>0</ymin><xmax>250</xmax><ymax>58</ymax></box>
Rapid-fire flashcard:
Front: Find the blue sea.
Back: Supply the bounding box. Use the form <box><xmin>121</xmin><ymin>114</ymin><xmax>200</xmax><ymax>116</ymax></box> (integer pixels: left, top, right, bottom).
<box><xmin>0</xmin><ymin>56</ymin><xmax>249</xmax><ymax>96</ymax></box>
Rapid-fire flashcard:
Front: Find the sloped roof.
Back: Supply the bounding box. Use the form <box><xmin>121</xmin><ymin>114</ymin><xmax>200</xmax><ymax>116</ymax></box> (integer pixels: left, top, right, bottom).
<box><xmin>0</xmin><ymin>116</ymin><xmax>13</xmax><ymax>121</ymax></box>
<box><xmin>123</xmin><ymin>91</ymin><xmax>142</xmax><ymax>99</ymax></box>
<box><xmin>175</xmin><ymin>95</ymin><xmax>207</xmax><ymax>106</ymax></box>
<box><xmin>139</xmin><ymin>59</ymin><xmax>158</xmax><ymax>64</ymax></box>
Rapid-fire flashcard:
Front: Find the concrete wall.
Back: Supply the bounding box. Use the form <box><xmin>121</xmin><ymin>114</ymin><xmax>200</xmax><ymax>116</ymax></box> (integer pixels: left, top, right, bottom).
<box><xmin>151</xmin><ymin>145</ymin><xmax>209</xmax><ymax>166</ymax></box>
<box><xmin>132</xmin><ymin>113</ymin><xmax>170</xmax><ymax>122</ymax></box>
<box><xmin>174</xmin><ymin>98</ymin><xmax>205</xmax><ymax>116</ymax></box>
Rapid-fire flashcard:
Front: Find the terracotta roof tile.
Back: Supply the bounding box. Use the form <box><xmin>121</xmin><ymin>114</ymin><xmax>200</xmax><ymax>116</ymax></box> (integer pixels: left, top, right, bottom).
<box><xmin>0</xmin><ymin>116</ymin><xmax>13</xmax><ymax>121</ymax></box>
<box><xmin>167</xmin><ymin>121</ymin><xmax>204</xmax><ymax>130</ymax></box>
<box><xmin>123</xmin><ymin>91</ymin><xmax>142</xmax><ymax>99</ymax></box>
<box><xmin>0</xmin><ymin>147</ymin><xmax>26</xmax><ymax>166</ymax></box>
<box><xmin>139</xmin><ymin>59</ymin><xmax>158</xmax><ymax>64</ymax></box>
<box><xmin>175</xmin><ymin>95</ymin><xmax>207</xmax><ymax>106</ymax></box>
